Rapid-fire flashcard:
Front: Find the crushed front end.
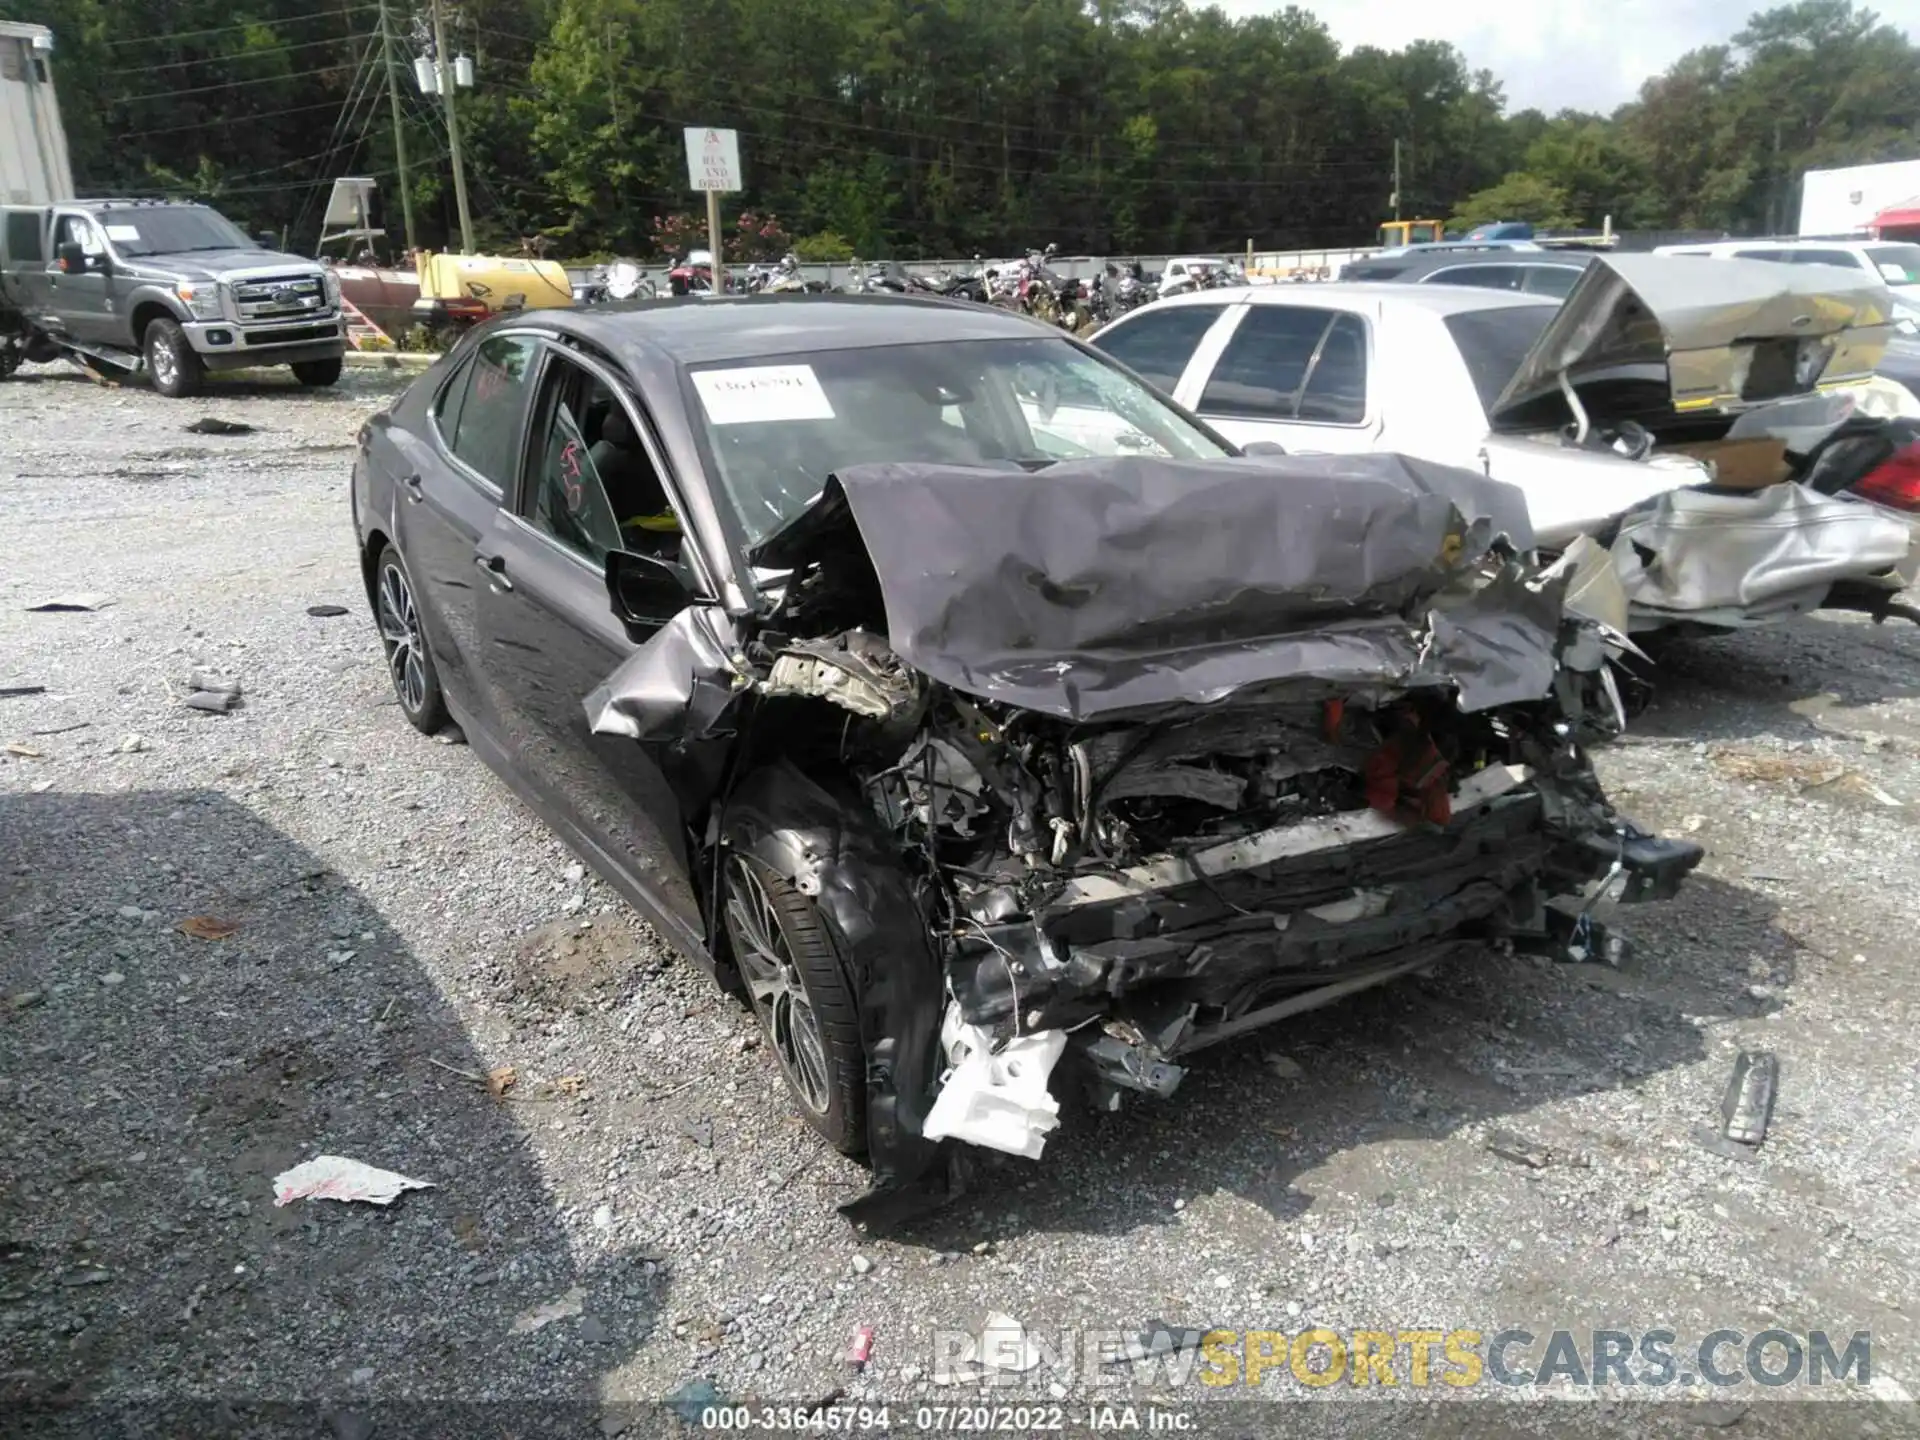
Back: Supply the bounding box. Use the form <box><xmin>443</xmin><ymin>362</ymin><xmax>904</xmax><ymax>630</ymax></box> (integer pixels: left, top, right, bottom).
<box><xmin>589</xmin><ymin>453</ymin><xmax>1705</xmax><ymax>1217</ymax></box>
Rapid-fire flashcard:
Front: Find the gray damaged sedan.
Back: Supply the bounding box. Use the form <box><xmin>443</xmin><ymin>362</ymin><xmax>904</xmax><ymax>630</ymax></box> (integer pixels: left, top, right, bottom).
<box><xmin>351</xmin><ymin>295</ymin><xmax>1703</xmax><ymax>1220</ymax></box>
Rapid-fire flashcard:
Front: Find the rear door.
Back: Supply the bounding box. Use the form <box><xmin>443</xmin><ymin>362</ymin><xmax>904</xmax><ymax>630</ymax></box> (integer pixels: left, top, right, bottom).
<box><xmin>1178</xmin><ymin>302</ymin><xmax>1378</xmax><ymax>453</ymax></box>
<box><xmin>473</xmin><ymin>340</ymin><xmax>707</xmax><ymax>948</ymax></box>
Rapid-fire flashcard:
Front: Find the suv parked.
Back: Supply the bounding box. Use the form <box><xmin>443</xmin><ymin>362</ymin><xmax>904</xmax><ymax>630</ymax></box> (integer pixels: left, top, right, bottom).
<box><xmin>0</xmin><ymin>198</ymin><xmax>347</xmax><ymax>395</ymax></box>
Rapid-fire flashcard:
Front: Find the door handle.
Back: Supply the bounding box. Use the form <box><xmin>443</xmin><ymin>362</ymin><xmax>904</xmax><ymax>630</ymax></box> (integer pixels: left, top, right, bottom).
<box><xmin>400</xmin><ymin>473</ymin><xmax>424</xmax><ymax>503</ymax></box>
<box><xmin>475</xmin><ymin>553</ymin><xmax>512</xmax><ymax>591</ymax></box>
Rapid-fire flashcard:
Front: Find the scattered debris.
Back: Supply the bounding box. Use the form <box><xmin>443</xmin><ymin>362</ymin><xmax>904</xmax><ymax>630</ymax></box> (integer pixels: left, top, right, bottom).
<box><xmin>58</xmin><ymin>1269</ymin><xmax>111</xmax><ymax>1287</ymax></box>
<box><xmin>4</xmin><ymin>743</ymin><xmax>43</xmax><ymax>758</ymax></box>
<box><xmin>553</xmin><ymin>1074</ymin><xmax>587</xmax><ymax>1096</ymax></box>
<box><xmin>850</xmin><ymin>1254</ymin><xmax>873</xmax><ymax>1276</ymax></box>
<box><xmin>29</xmin><ymin>721</ymin><xmax>88</xmax><ymax>736</ymax></box>
<box><xmin>1721</xmin><ymin>1050</ymin><xmax>1778</xmax><ymax>1148</ymax></box>
<box><xmin>680</xmin><ymin>1116</ymin><xmax>714</xmax><ymax>1149</ymax></box>
<box><xmin>272</xmin><ymin>1155</ymin><xmax>435</xmax><ymax>1208</ymax></box>
<box><xmin>848</xmin><ymin>1323</ymin><xmax>875</xmax><ymax>1372</ymax></box>
<box><xmin>25</xmin><ymin>594</ymin><xmax>113</xmax><ymax>613</ymax></box>
<box><xmin>975</xmin><ymin>1312</ymin><xmax>1043</xmax><ymax>1373</ymax></box>
<box><xmin>115</xmin><ymin>734</ymin><xmax>149</xmax><ymax>754</ymax></box>
<box><xmin>1485</xmin><ymin>1128</ymin><xmax>1552</xmax><ymax>1170</ymax></box>
<box><xmin>1687</xmin><ymin>1402</ymin><xmax>1750</xmax><ymax>1427</ymax></box>
<box><xmin>184</xmin><ymin>417</ymin><xmax>255</xmax><ymax>435</ymax></box>
<box><xmin>592</xmin><ymin>1204</ymin><xmax>613</xmax><ymax>1229</ymax></box>
<box><xmin>306</xmin><ymin>604</ymin><xmax>351</xmax><ymax>618</ymax></box>
<box><xmin>666</xmin><ymin>1379</ymin><xmax>723</xmax><ymax>1423</ymax></box>
<box><xmin>182</xmin><ymin>670</ymin><xmax>243</xmax><ymax>714</ymax></box>
<box><xmin>5</xmin><ymin>990</ymin><xmax>45</xmax><ymax>1013</ymax></box>
<box><xmin>486</xmin><ymin>1065</ymin><xmax>517</xmax><ymax>1100</ymax></box>
<box><xmin>0</xmin><ymin>686</ymin><xmax>46</xmax><ymax>700</ymax></box>
<box><xmin>509</xmin><ymin>1284</ymin><xmax>586</xmax><ymax>1334</ymax></box>
<box><xmin>175</xmin><ymin>915</ymin><xmax>240</xmax><ymax>941</ymax></box>
<box><xmin>1264</xmin><ymin>1053</ymin><xmax>1305</xmax><ymax>1081</ymax></box>
<box><xmin>427</xmin><ymin>1057</ymin><xmax>486</xmax><ymax>1084</ymax></box>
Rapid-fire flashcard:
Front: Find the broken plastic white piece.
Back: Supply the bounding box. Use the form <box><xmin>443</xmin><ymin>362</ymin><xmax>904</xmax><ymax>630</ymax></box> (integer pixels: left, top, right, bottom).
<box><xmin>922</xmin><ymin>1011</ymin><xmax>1066</xmax><ymax>1160</ymax></box>
<box><xmin>271</xmin><ymin>1155</ymin><xmax>435</xmax><ymax>1207</ymax></box>
<box><xmin>975</xmin><ymin>1311</ymin><xmax>1044</xmax><ymax>1372</ymax></box>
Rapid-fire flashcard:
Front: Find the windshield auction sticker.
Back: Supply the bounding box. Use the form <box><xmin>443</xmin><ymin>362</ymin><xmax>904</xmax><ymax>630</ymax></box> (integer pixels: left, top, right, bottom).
<box><xmin>693</xmin><ymin>364</ymin><xmax>836</xmax><ymax>424</ymax></box>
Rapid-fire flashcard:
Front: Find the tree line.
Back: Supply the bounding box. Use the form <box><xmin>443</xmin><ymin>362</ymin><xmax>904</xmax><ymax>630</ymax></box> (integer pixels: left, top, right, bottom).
<box><xmin>6</xmin><ymin>0</ymin><xmax>1919</xmax><ymax>259</ymax></box>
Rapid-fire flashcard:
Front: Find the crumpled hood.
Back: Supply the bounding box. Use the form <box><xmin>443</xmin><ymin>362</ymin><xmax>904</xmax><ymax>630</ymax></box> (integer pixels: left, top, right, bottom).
<box><xmin>1490</xmin><ymin>254</ymin><xmax>1896</xmax><ymax>430</ymax></box>
<box><xmin>756</xmin><ymin>454</ymin><xmax>1565</xmax><ymax>720</ymax></box>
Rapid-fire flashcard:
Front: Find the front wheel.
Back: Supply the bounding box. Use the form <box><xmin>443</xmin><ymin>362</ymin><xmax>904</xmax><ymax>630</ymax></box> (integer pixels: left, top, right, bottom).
<box><xmin>720</xmin><ymin>853</ymin><xmax>867</xmax><ymax>1154</ymax></box>
<box><xmin>143</xmin><ymin>317</ymin><xmax>203</xmax><ymax>398</ymax></box>
<box><xmin>373</xmin><ymin>543</ymin><xmax>449</xmax><ymax>735</ymax></box>
<box><xmin>292</xmin><ymin>356</ymin><xmax>343</xmax><ymax>387</ymax></box>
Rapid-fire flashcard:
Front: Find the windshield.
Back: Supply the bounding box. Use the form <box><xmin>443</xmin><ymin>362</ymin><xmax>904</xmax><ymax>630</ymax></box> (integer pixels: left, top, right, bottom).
<box><xmin>686</xmin><ymin>336</ymin><xmax>1232</xmax><ymax>546</ymax></box>
<box><xmin>97</xmin><ymin>206</ymin><xmax>252</xmax><ymax>256</ymax></box>
<box><xmin>1443</xmin><ymin>305</ymin><xmax>1558</xmax><ymax>413</ymax></box>
<box><xmin>1865</xmin><ymin>244</ymin><xmax>1920</xmax><ymax>286</ymax></box>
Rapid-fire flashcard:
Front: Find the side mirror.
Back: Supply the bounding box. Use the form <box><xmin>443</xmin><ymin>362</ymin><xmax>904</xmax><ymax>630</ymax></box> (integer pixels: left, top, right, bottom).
<box><xmin>56</xmin><ymin>241</ymin><xmax>85</xmax><ymax>273</ymax></box>
<box><xmin>606</xmin><ymin>548</ymin><xmax>696</xmax><ymax>633</ymax></box>
<box><xmin>1241</xmin><ymin>440</ymin><xmax>1289</xmax><ymax>458</ymax></box>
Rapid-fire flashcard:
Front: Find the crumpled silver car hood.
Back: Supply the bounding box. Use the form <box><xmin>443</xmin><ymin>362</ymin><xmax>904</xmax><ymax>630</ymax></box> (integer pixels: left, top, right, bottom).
<box><xmin>1490</xmin><ymin>254</ymin><xmax>1896</xmax><ymax>428</ymax></box>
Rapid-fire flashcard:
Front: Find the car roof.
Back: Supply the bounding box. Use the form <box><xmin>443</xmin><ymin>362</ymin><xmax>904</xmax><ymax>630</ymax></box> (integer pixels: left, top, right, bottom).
<box><xmin>526</xmin><ymin>292</ymin><xmax>1061</xmax><ymax>365</ymax></box>
<box><xmin>1143</xmin><ymin>283</ymin><xmax>1557</xmax><ymax>317</ymax></box>
<box><xmin>1358</xmin><ymin>251</ymin><xmax>1595</xmax><ymax>282</ymax></box>
<box><xmin>1656</xmin><ymin>238</ymin><xmax>1872</xmax><ymax>254</ymax></box>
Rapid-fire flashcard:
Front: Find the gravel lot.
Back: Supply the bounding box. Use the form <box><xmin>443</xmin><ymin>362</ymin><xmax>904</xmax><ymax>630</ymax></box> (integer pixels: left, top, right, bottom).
<box><xmin>3</xmin><ymin>361</ymin><xmax>1919</xmax><ymax>1437</ymax></box>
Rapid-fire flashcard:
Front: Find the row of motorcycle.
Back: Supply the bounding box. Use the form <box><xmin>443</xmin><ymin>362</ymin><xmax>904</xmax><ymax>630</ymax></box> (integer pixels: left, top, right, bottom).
<box><xmin>573</xmin><ymin>243</ymin><xmax>1246</xmax><ymax>331</ymax></box>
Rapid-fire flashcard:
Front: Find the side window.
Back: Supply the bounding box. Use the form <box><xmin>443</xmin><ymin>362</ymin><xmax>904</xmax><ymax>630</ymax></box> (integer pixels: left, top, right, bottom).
<box><xmin>1521</xmin><ymin>265</ymin><xmax>1584</xmax><ymax>298</ymax></box>
<box><xmin>1296</xmin><ymin>314</ymin><xmax>1368</xmax><ymax>424</ymax></box>
<box><xmin>525</xmin><ymin>354</ymin><xmax>678</xmax><ymax>565</ymax></box>
<box><xmin>1793</xmin><ymin>249</ymin><xmax>1865</xmax><ymax>271</ymax></box>
<box><xmin>1424</xmin><ymin>265</ymin><xmax>1526</xmax><ymax>291</ymax></box>
<box><xmin>1197</xmin><ymin>306</ymin><xmax>1335</xmax><ymax>421</ymax></box>
<box><xmin>1733</xmin><ymin>249</ymin><xmax>1792</xmax><ymax>264</ymax></box>
<box><xmin>447</xmin><ymin>334</ymin><xmax>539</xmax><ymax>490</ymax></box>
<box><xmin>54</xmin><ymin>214</ymin><xmax>103</xmax><ymax>258</ymax></box>
<box><xmin>1092</xmin><ymin>304</ymin><xmax>1226</xmax><ymax>392</ymax></box>
<box><xmin>4</xmin><ymin>210</ymin><xmax>43</xmax><ymax>264</ymax></box>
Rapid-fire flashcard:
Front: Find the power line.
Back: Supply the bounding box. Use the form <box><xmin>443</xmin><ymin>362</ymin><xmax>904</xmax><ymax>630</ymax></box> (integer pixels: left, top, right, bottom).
<box><xmin>117</xmin><ymin>58</ymin><xmax>360</xmax><ymax>105</ymax></box>
<box><xmin>96</xmin><ymin>5</ymin><xmax>376</xmax><ymax>50</ymax></box>
<box><xmin>107</xmin><ymin>97</ymin><xmax>349</xmax><ymax>142</ymax></box>
<box><xmin>101</xmin><ymin>33</ymin><xmax>356</xmax><ymax>78</ymax></box>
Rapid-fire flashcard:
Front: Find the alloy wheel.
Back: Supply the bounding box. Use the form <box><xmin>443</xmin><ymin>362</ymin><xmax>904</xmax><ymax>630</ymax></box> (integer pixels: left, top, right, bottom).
<box><xmin>376</xmin><ymin>560</ymin><xmax>428</xmax><ymax>714</ymax></box>
<box><xmin>723</xmin><ymin>856</ymin><xmax>832</xmax><ymax>1116</ymax></box>
<box><xmin>149</xmin><ymin>336</ymin><xmax>178</xmax><ymax>390</ymax></box>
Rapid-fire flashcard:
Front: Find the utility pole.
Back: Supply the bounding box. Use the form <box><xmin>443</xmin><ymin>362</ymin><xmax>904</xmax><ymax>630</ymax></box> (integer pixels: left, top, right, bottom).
<box><xmin>431</xmin><ymin>0</ymin><xmax>475</xmax><ymax>254</ymax></box>
<box><xmin>1391</xmin><ymin>138</ymin><xmax>1402</xmax><ymax>221</ymax></box>
<box><xmin>377</xmin><ymin>0</ymin><xmax>417</xmax><ymax>252</ymax></box>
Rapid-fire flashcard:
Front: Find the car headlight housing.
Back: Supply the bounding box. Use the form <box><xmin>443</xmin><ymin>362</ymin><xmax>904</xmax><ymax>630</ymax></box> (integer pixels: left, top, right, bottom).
<box><xmin>175</xmin><ymin>282</ymin><xmax>223</xmax><ymax>321</ymax></box>
<box><xmin>321</xmin><ymin>270</ymin><xmax>342</xmax><ymax>309</ymax></box>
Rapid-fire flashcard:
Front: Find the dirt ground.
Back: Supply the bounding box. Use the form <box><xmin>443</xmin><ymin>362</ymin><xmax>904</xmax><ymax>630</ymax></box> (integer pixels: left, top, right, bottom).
<box><xmin>2</xmin><ymin>361</ymin><xmax>1918</xmax><ymax>1437</ymax></box>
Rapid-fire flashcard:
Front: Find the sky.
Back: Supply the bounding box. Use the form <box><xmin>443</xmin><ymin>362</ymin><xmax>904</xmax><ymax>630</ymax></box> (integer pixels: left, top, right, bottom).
<box><xmin>1212</xmin><ymin>0</ymin><xmax>1920</xmax><ymax>114</ymax></box>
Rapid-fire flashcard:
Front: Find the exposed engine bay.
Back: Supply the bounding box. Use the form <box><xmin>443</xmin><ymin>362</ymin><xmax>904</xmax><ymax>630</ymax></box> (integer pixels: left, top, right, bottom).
<box><xmin>586</xmin><ymin>453</ymin><xmax>1705</xmax><ymax>1221</ymax></box>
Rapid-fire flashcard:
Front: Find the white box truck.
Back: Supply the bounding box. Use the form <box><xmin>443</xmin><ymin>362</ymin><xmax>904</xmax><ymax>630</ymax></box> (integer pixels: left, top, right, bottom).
<box><xmin>1798</xmin><ymin>158</ymin><xmax>1920</xmax><ymax>237</ymax></box>
<box><xmin>1</xmin><ymin>21</ymin><xmax>73</xmax><ymax>205</ymax></box>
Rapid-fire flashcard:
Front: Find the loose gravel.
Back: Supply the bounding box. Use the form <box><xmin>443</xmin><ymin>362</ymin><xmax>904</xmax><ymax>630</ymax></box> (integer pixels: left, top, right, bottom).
<box><xmin>2</xmin><ymin>362</ymin><xmax>1919</xmax><ymax>1437</ymax></box>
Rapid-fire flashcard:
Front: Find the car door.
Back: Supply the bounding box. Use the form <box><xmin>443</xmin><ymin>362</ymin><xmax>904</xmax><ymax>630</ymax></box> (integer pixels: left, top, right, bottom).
<box><xmin>473</xmin><ymin>340</ymin><xmax>707</xmax><ymax>950</ymax></box>
<box><xmin>400</xmin><ymin>331</ymin><xmax>541</xmax><ymax>732</ymax></box>
<box><xmin>1178</xmin><ymin>302</ymin><xmax>1378</xmax><ymax>453</ymax></box>
<box><xmin>42</xmin><ymin>212</ymin><xmax>113</xmax><ymax>343</ymax></box>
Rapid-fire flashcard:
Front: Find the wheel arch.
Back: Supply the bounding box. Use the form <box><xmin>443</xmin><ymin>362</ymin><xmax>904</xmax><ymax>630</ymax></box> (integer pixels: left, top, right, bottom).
<box><xmin>130</xmin><ymin>297</ymin><xmax>183</xmax><ymax>346</ymax></box>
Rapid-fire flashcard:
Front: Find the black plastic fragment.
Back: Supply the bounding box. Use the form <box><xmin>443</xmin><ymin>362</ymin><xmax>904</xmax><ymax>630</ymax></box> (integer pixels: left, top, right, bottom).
<box><xmin>306</xmin><ymin>604</ymin><xmax>351</xmax><ymax>618</ymax></box>
<box><xmin>1721</xmin><ymin>1049</ymin><xmax>1778</xmax><ymax>1148</ymax></box>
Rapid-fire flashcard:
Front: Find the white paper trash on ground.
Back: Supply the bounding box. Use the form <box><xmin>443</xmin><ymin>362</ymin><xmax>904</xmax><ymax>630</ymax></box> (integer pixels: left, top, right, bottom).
<box><xmin>272</xmin><ymin>1155</ymin><xmax>435</xmax><ymax>1207</ymax></box>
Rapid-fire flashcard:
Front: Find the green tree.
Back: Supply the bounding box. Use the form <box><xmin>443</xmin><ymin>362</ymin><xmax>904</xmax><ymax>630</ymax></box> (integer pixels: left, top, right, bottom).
<box><xmin>1450</xmin><ymin>172</ymin><xmax>1578</xmax><ymax>229</ymax></box>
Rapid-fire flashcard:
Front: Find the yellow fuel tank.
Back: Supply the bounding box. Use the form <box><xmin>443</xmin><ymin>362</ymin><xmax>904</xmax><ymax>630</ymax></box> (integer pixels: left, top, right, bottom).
<box><xmin>416</xmin><ymin>251</ymin><xmax>574</xmax><ymax>312</ymax></box>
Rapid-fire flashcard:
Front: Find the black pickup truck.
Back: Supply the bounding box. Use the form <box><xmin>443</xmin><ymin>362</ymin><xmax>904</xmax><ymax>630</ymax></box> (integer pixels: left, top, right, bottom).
<box><xmin>0</xmin><ymin>197</ymin><xmax>347</xmax><ymax>396</ymax></box>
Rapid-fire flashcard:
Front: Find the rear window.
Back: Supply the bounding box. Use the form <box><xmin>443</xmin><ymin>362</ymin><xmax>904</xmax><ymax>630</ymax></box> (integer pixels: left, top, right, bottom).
<box><xmin>1092</xmin><ymin>304</ymin><xmax>1227</xmax><ymax>392</ymax></box>
<box><xmin>4</xmin><ymin>210</ymin><xmax>42</xmax><ymax>263</ymax></box>
<box><xmin>1866</xmin><ymin>244</ymin><xmax>1920</xmax><ymax>285</ymax></box>
<box><xmin>1442</xmin><ymin>306</ymin><xmax>1557</xmax><ymax>412</ymax></box>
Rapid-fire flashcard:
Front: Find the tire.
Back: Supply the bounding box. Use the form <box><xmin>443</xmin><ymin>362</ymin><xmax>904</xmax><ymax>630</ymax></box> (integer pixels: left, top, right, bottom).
<box><xmin>292</xmin><ymin>357</ymin><xmax>343</xmax><ymax>387</ymax></box>
<box><xmin>720</xmin><ymin>852</ymin><xmax>867</xmax><ymax>1154</ymax></box>
<box><xmin>372</xmin><ymin>543</ymin><xmax>449</xmax><ymax>735</ymax></box>
<box><xmin>143</xmin><ymin>317</ymin><xmax>203</xmax><ymax>398</ymax></box>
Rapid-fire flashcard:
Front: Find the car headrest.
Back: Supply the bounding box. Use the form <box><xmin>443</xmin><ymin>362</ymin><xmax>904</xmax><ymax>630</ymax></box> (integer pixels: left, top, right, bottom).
<box><xmin>600</xmin><ymin>406</ymin><xmax>637</xmax><ymax>448</ymax></box>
